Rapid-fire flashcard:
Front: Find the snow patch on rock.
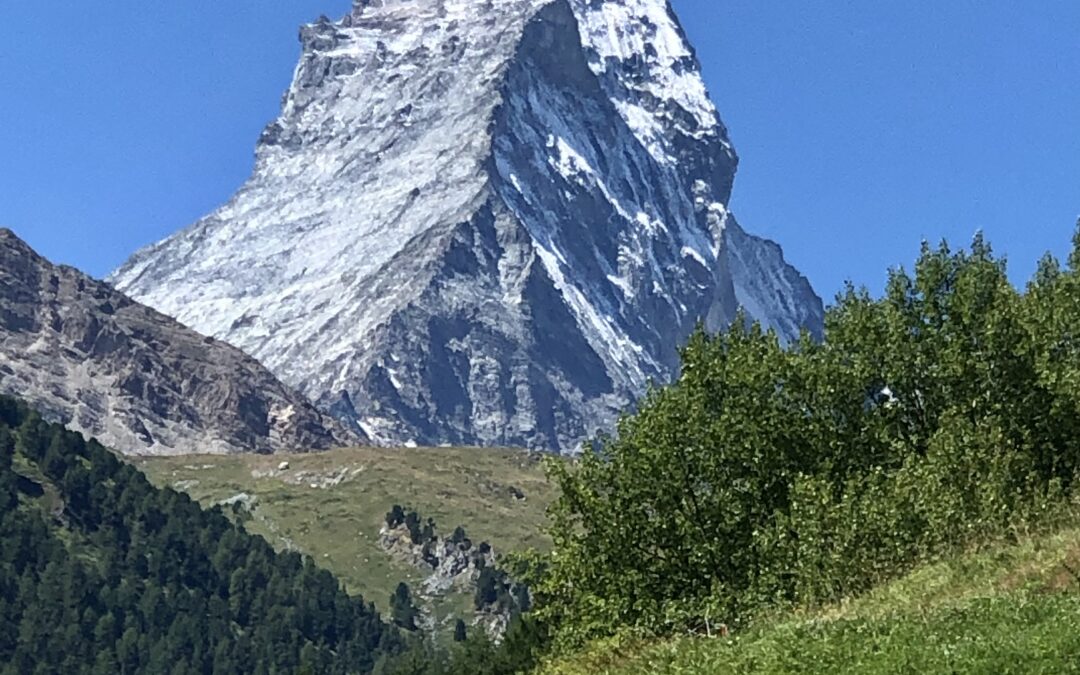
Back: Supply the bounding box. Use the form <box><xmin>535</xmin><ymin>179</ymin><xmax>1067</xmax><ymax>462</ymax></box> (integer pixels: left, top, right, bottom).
<box><xmin>110</xmin><ymin>0</ymin><xmax>824</xmax><ymax>453</ymax></box>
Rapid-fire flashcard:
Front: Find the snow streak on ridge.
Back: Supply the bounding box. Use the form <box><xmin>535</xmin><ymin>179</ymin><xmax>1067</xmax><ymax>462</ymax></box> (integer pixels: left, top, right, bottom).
<box><xmin>111</xmin><ymin>0</ymin><xmax>823</xmax><ymax>452</ymax></box>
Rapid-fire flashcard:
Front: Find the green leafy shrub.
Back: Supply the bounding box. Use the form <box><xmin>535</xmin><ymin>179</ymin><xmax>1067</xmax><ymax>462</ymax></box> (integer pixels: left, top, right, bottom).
<box><xmin>530</xmin><ymin>227</ymin><xmax>1080</xmax><ymax>648</ymax></box>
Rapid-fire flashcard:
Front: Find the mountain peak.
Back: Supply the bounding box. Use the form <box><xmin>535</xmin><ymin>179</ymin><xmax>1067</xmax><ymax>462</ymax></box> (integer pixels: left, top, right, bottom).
<box><xmin>111</xmin><ymin>0</ymin><xmax>823</xmax><ymax>452</ymax></box>
<box><xmin>0</xmin><ymin>227</ymin><xmax>31</xmax><ymax>250</ymax></box>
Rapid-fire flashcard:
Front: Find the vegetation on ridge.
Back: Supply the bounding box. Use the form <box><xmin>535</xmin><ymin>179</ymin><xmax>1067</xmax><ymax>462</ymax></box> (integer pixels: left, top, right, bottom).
<box><xmin>527</xmin><ymin>228</ymin><xmax>1080</xmax><ymax>651</ymax></box>
<box><xmin>373</xmin><ymin>226</ymin><xmax>1080</xmax><ymax>673</ymax></box>
<box><xmin>0</xmin><ymin>396</ymin><xmax>404</xmax><ymax>674</ymax></box>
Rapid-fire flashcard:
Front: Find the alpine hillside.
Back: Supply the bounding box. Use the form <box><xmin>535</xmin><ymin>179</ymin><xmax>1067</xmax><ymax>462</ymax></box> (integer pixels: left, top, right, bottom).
<box><xmin>111</xmin><ymin>0</ymin><xmax>824</xmax><ymax>452</ymax></box>
<box><xmin>0</xmin><ymin>229</ymin><xmax>351</xmax><ymax>455</ymax></box>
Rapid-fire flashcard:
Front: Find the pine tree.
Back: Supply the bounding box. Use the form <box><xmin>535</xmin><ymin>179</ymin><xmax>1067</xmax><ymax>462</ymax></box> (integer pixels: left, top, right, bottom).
<box><xmin>385</xmin><ymin>504</ymin><xmax>405</xmax><ymax>529</ymax></box>
<box><xmin>474</xmin><ymin>567</ymin><xmax>499</xmax><ymax>610</ymax></box>
<box><xmin>1070</xmin><ymin>218</ymin><xmax>1080</xmax><ymax>272</ymax></box>
<box><xmin>390</xmin><ymin>582</ymin><xmax>419</xmax><ymax>631</ymax></box>
<box><xmin>404</xmin><ymin>511</ymin><xmax>422</xmax><ymax>543</ymax></box>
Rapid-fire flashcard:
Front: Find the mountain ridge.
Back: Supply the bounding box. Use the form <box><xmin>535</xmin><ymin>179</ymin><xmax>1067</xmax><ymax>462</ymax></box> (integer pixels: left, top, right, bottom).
<box><xmin>112</xmin><ymin>0</ymin><xmax>824</xmax><ymax>452</ymax></box>
<box><xmin>0</xmin><ymin>228</ymin><xmax>353</xmax><ymax>455</ymax></box>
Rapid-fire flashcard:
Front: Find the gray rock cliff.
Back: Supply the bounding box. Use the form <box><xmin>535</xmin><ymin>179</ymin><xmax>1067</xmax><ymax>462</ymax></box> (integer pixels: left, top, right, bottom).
<box><xmin>111</xmin><ymin>0</ymin><xmax>824</xmax><ymax>452</ymax></box>
<box><xmin>0</xmin><ymin>229</ymin><xmax>353</xmax><ymax>455</ymax></box>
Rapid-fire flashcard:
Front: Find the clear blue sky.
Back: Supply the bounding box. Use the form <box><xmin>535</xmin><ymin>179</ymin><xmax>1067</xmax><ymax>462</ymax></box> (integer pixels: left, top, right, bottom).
<box><xmin>1</xmin><ymin>1</ymin><xmax>1077</xmax><ymax>301</ymax></box>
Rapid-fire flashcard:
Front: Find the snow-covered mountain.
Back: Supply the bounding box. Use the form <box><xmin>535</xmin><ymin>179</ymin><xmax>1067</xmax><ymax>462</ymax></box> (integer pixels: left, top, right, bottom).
<box><xmin>111</xmin><ymin>0</ymin><xmax>824</xmax><ymax>453</ymax></box>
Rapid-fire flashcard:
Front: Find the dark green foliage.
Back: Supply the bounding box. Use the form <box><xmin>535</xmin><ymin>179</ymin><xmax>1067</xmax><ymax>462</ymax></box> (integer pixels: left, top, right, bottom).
<box><xmin>391</xmin><ymin>507</ymin><xmax>445</xmax><ymax>571</ymax></box>
<box><xmin>474</xmin><ymin>567</ymin><xmax>499</xmax><ymax>610</ymax></box>
<box><xmin>405</xmin><ymin>511</ymin><xmax>422</xmax><ymax>544</ymax></box>
<box><xmin>391</xmin><ymin>582</ymin><xmax>421</xmax><ymax>631</ymax></box>
<box><xmin>512</xmin><ymin>584</ymin><xmax>531</xmax><ymax>613</ymax></box>
<box><xmin>0</xmin><ymin>397</ymin><xmax>404</xmax><ymax>673</ymax></box>
<box><xmin>446</xmin><ymin>613</ymin><xmax>548</xmax><ymax>675</ymax></box>
<box><xmin>382</xmin><ymin>508</ymin><xmax>531</xmax><ymax>644</ymax></box>
<box><xmin>378</xmin><ymin>613</ymin><xmax>549</xmax><ymax>675</ymax></box>
<box><xmin>393</xmin><ymin>507</ymin><xmax>439</xmax><ymax>548</ymax></box>
<box><xmin>531</xmin><ymin>232</ymin><xmax>1080</xmax><ymax>647</ymax></box>
<box><xmin>472</xmin><ymin>562</ymin><xmax>529</xmax><ymax>618</ymax></box>
<box><xmin>386</xmin><ymin>504</ymin><xmax>406</xmax><ymax>529</ymax></box>
<box><xmin>375</xmin><ymin>522</ymin><xmax>536</xmax><ymax>673</ymax></box>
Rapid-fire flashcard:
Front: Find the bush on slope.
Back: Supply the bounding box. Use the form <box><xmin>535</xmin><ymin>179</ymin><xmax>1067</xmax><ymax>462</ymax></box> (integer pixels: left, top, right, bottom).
<box><xmin>540</xmin><ymin>523</ymin><xmax>1080</xmax><ymax>674</ymax></box>
<box><xmin>528</xmin><ymin>227</ymin><xmax>1080</xmax><ymax>648</ymax></box>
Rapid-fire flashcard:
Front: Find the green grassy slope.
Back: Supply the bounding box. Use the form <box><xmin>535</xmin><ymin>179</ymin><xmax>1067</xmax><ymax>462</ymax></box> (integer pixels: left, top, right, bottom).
<box><xmin>136</xmin><ymin>446</ymin><xmax>556</xmax><ymax>635</ymax></box>
<box><xmin>541</xmin><ymin>525</ymin><xmax>1080</xmax><ymax>674</ymax></box>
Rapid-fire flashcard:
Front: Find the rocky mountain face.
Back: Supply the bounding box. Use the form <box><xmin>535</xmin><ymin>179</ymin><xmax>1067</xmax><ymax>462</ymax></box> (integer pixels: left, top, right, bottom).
<box><xmin>111</xmin><ymin>0</ymin><xmax>824</xmax><ymax>453</ymax></box>
<box><xmin>0</xmin><ymin>229</ymin><xmax>352</xmax><ymax>455</ymax></box>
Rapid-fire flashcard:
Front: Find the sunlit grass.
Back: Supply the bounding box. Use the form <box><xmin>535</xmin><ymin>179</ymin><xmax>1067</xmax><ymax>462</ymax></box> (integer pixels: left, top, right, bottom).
<box><xmin>136</xmin><ymin>446</ymin><xmax>556</xmax><ymax>639</ymax></box>
<box><xmin>542</xmin><ymin>524</ymin><xmax>1080</xmax><ymax>674</ymax></box>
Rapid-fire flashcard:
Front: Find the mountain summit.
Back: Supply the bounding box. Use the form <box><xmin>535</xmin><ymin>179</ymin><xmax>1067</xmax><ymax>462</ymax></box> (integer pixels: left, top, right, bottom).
<box><xmin>111</xmin><ymin>0</ymin><xmax>824</xmax><ymax>452</ymax></box>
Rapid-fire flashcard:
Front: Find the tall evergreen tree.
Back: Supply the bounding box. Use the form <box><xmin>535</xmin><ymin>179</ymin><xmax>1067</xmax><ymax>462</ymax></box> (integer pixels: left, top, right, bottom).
<box><xmin>390</xmin><ymin>583</ymin><xmax>420</xmax><ymax>632</ymax></box>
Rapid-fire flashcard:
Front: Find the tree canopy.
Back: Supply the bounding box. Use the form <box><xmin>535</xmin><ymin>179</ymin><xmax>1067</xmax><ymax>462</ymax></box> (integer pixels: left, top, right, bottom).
<box><xmin>528</xmin><ymin>228</ymin><xmax>1080</xmax><ymax>647</ymax></box>
<box><xmin>0</xmin><ymin>396</ymin><xmax>404</xmax><ymax>674</ymax></box>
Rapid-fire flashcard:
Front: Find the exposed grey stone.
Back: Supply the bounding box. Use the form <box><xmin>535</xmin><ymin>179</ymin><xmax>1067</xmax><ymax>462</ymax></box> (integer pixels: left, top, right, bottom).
<box><xmin>110</xmin><ymin>0</ymin><xmax>825</xmax><ymax>453</ymax></box>
<box><xmin>0</xmin><ymin>229</ymin><xmax>355</xmax><ymax>455</ymax></box>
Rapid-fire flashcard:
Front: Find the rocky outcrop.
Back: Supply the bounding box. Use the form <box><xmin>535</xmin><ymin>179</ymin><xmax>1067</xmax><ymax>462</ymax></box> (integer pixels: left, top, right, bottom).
<box><xmin>379</xmin><ymin>522</ymin><xmax>496</xmax><ymax>597</ymax></box>
<box><xmin>0</xmin><ymin>229</ymin><xmax>354</xmax><ymax>455</ymax></box>
<box><xmin>379</xmin><ymin>516</ymin><xmax>522</xmax><ymax>639</ymax></box>
<box><xmin>111</xmin><ymin>0</ymin><xmax>825</xmax><ymax>453</ymax></box>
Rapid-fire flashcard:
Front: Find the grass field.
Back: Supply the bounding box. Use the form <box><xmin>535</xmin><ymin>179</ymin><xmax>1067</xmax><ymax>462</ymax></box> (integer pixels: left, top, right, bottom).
<box><xmin>135</xmin><ymin>446</ymin><xmax>557</xmax><ymax>636</ymax></box>
<box><xmin>540</xmin><ymin>524</ymin><xmax>1080</xmax><ymax>674</ymax></box>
